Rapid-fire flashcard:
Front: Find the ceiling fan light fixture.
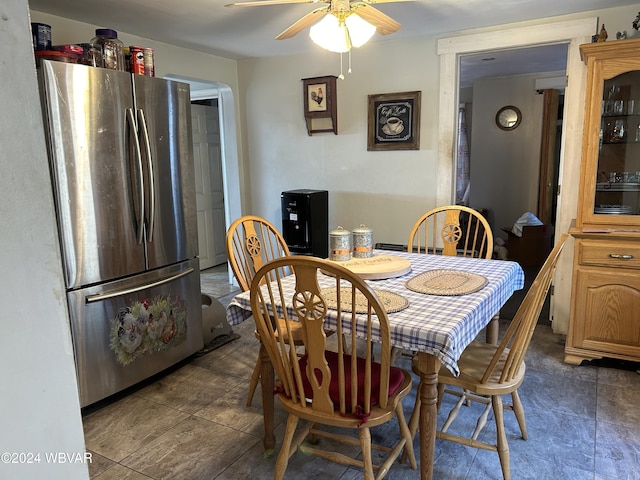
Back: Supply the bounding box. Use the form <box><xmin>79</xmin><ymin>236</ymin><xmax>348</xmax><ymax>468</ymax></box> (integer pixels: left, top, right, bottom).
<box><xmin>309</xmin><ymin>12</ymin><xmax>376</xmax><ymax>53</ymax></box>
<box><xmin>310</xmin><ymin>13</ymin><xmax>350</xmax><ymax>52</ymax></box>
<box><xmin>344</xmin><ymin>13</ymin><xmax>376</xmax><ymax>48</ymax></box>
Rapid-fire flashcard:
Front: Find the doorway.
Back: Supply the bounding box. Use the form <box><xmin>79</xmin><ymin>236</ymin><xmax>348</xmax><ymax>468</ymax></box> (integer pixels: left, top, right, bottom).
<box><xmin>191</xmin><ymin>99</ymin><xmax>226</xmax><ymax>269</ymax></box>
<box><xmin>164</xmin><ymin>75</ymin><xmax>242</xmax><ymax>281</ymax></box>
<box><xmin>457</xmin><ymin>44</ymin><xmax>567</xmax><ymax>239</ymax></box>
<box><xmin>436</xmin><ymin>17</ymin><xmax>596</xmax><ymax>333</ymax></box>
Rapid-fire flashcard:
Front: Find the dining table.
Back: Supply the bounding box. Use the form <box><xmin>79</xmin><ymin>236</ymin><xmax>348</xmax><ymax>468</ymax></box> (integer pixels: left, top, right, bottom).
<box><xmin>225</xmin><ymin>249</ymin><xmax>525</xmax><ymax>480</ymax></box>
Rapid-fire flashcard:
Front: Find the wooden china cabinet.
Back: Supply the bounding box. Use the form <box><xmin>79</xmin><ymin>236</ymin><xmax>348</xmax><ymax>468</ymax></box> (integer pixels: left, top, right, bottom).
<box><xmin>565</xmin><ymin>39</ymin><xmax>640</xmax><ymax>365</ymax></box>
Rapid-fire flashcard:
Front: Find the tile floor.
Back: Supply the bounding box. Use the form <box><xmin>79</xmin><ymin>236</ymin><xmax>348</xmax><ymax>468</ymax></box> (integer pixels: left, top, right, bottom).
<box><xmin>83</xmin><ymin>264</ymin><xmax>640</xmax><ymax>480</ymax></box>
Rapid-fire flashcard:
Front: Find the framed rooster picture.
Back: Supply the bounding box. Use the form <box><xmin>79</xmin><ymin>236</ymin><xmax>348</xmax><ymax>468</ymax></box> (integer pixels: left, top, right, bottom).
<box><xmin>302</xmin><ymin>76</ymin><xmax>337</xmax><ymax>135</ymax></box>
<box><xmin>306</xmin><ymin>79</ymin><xmax>328</xmax><ymax>112</ymax></box>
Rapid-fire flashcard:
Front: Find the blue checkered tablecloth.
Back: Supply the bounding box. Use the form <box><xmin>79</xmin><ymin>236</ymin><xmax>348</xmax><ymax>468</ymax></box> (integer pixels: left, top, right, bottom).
<box><xmin>225</xmin><ymin>250</ymin><xmax>524</xmax><ymax>376</ymax></box>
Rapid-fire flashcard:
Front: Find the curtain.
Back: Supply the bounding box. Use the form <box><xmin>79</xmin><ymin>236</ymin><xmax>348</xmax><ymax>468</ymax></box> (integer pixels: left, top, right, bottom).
<box><xmin>456</xmin><ymin>103</ymin><xmax>470</xmax><ymax>205</ymax></box>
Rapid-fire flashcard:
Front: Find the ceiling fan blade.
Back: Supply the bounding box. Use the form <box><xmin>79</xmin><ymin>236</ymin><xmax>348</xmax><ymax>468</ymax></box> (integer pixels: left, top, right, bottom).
<box><xmin>225</xmin><ymin>0</ymin><xmax>321</xmax><ymax>7</ymax></box>
<box><xmin>352</xmin><ymin>3</ymin><xmax>401</xmax><ymax>35</ymax></box>
<box><xmin>276</xmin><ymin>7</ymin><xmax>328</xmax><ymax>39</ymax></box>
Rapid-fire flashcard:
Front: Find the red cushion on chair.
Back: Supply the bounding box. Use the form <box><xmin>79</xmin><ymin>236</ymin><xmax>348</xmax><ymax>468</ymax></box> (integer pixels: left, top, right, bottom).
<box><xmin>298</xmin><ymin>351</ymin><xmax>405</xmax><ymax>412</ymax></box>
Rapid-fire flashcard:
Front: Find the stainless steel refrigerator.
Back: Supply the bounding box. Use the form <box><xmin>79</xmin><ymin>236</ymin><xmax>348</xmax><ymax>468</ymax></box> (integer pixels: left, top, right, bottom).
<box><xmin>39</xmin><ymin>60</ymin><xmax>203</xmax><ymax>407</ymax></box>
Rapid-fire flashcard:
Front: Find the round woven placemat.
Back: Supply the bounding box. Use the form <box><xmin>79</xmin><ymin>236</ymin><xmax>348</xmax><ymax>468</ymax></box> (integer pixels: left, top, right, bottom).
<box><xmin>405</xmin><ymin>269</ymin><xmax>488</xmax><ymax>296</ymax></box>
<box><xmin>320</xmin><ymin>287</ymin><xmax>409</xmax><ymax>314</ymax></box>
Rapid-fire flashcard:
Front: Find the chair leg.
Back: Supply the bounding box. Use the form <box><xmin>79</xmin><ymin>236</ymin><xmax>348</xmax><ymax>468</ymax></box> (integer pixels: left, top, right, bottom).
<box><xmin>341</xmin><ymin>333</ymin><xmax>348</xmax><ymax>354</ymax></box>
<box><xmin>471</xmin><ymin>398</ymin><xmax>492</xmax><ymax>440</ymax></box>
<box><xmin>245</xmin><ymin>351</ymin><xmax>262</xmax><ymax>406</ymax></box>
<box><xmin>258</xmin><ymin>342</ymin><xmax>276</xmax><ymax>452</ymax></box>
<box><xmin>441</xmin><ymin>392</ymin><xmax>466</xmax><ymax>433</ymax></box>
<box><xmin>358</xmin><ymin>427</ymin><xmax>374</xmax><ymax>480</ymax></box>
<box><xmin>511</xmin><ymin>390</ymin><xmax>528</xmax><ymax>440</ymax></box>
<box><xmin>407</xmin><ymin>386</ymin><xmax>421</xmax><ymax>441</ymax></box>
<box><xmin>396</xmin><ymin>403</ymin><xmax>417</xmax><ymax>469</ymax></box>
<box><xmin>492</xmin><ymin>395</ymin><xmax>511</xmax><ymax>480</ymax></box>
<box><xmin>402</xmin><ymin>389</ymin><xmax>421</xmax><ymax>464</ymax></box>
<box><xmin>390</xmin><ymin>346</ymin><xmax>401</xmax><ymax>363</ymax></box>
<box><xmin>274</xmin><ymin>414</ymin><xmax>299</xmax><ymax>480</ymax></box>
<box><xmin>436</xmin><ymin>382</ymin><xmax>446</xmax><ymax>407</ymax></box>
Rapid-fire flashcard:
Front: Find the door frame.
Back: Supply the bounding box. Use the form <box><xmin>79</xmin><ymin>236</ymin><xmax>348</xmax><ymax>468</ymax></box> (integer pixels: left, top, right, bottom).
<box><xmin>436</xmin><ymin>17</ymin><xmax>596</xmax><ymax>334</ymax></box>
<box><xmin>164</xmin><ymin>75</ymin><xmax>242</xmax><ymax>283</ymax></box>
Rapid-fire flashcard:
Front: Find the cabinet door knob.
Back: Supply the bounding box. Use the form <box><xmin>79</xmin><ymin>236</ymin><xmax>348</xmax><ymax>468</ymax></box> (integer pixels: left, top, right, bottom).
<box><xmin>608</xmin><ymin>253</ymin><xmax>634</xmax><ymax>259</ymax></box>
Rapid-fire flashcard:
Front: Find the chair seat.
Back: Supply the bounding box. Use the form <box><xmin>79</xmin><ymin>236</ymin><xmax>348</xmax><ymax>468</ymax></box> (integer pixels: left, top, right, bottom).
<box><xmin>281</xmin><ymin>360</ymin><xmax>413</xmax><ymax>429</ymax></box>
<box><xmin>255</xmin><ymin>318</ymin><xmax>333</xmax><ymax>344</ymax></box>
<box><xmin>274</xmin><ymin>318</ymin><xmax>304</xmax><ymax>342</ymax></box>
<box><xmin>253</xmin><ymin>319</ymin><xmax>304</xmax><ymax>345</ymax></box>
<box><xmin>414</xmin><ymin>340</ymin><xmax>526</xmax><ymax>397</ymax></box>
<box><xmin>299</xmin><ymin>351</ymin><xmax>407</xmax><ymax>414</ymax></box>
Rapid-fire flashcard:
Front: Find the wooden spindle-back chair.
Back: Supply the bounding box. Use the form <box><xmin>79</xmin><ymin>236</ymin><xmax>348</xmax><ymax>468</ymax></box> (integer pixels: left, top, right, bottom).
<box><xmin>250</xmin><ymin>256</ymin><xmax>416</xmax><ymax>480</ymax></box>
<box><xmin>408</xmin><ymin>234</ymin><xmax>568</xmax><ymax>480</ymax></box>
<box><xmin>225</xmin><ymin>215</ymin><xmax>294</xmax><ymax>406</ymax></box>
<box><xmin>408</xmin><ymin>205</ymin><xmax>493</xmax><ymax>259</ymax></box>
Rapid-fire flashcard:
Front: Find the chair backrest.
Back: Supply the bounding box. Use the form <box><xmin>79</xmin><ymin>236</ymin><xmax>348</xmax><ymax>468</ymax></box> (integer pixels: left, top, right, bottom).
<box><xmin>250</xmin><ymin>256</ymin><xmax>394</xmax><ymax>416</ymax></box>
<box><xmin>226</xmin><ymin>215</ymin><xmax>291</xmax><ymax>292</ymax></box>
<box><xmin>408</xmin><ymin>205</ymin><xmax>493</xmax><ymax>259</ymax></box>
<box><xmin>482</xmin><ymin>234</ymin><xmax>568</xmax><ymax>385</ymax></box>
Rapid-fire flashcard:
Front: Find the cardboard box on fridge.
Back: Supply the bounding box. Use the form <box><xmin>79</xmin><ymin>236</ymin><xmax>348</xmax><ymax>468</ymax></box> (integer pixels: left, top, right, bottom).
<box><xmin>501</xmin><ymin>224</ymin><xmax>555</xmax><ymax>267</ymax></box>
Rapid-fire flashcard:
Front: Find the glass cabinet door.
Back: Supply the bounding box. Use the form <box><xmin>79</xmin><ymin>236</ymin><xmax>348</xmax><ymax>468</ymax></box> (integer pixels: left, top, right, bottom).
<box><xmin>596</xmin><ymin>71</ymin><xmax>640</xmax><ymax>217</ymax></box>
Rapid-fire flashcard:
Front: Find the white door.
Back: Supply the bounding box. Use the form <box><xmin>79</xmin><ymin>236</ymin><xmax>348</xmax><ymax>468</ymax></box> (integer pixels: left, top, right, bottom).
<box><xmin>191</xmin><ymin>103</ymin><xmax>227</xmax><ymax>269</ymax></box>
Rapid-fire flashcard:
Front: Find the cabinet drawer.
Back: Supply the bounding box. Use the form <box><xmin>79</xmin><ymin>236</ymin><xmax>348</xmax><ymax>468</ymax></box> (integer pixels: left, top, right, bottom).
<box><xmin>578</xmin><ymin>240</ymin><xmax>640</xmax><ymax>269</ymax></box>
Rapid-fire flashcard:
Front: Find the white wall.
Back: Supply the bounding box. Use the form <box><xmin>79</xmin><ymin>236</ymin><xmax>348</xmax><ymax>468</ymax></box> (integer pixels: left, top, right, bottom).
<box><xmin>1</xmin><ymin>1</ymin><xmax>88</xmax><ymax>478</ymax></box>
<box><xmin>470</xmin><ymin>73</ymin><xmax>545</xmax><ymax>236</ymax></box>
<box><xmin>237</xmin><ymin>37</ymin><xmax>441</xmax><ymax>246</ymax></box>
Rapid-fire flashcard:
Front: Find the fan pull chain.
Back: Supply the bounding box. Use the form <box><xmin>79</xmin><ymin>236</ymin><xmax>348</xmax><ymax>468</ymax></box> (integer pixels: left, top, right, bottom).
<box><xmin>337</xmin><ymin>51</ymin><xmax>353</xmax><ymax>80</ymax></box>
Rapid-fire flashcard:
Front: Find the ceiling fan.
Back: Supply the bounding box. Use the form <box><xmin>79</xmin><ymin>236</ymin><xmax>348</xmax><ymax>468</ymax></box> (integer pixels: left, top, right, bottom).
<box><xmin>225</xmin><ymin>0</ymin><xmax>409</xmax><ymax>49</ymax></box>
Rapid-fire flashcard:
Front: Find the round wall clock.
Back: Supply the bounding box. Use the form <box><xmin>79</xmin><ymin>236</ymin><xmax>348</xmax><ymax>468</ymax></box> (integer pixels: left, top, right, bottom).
<box><xmin>495</xmin><ymin>106</ymin><xmax>522</xmax><ymax>131</ymax></box>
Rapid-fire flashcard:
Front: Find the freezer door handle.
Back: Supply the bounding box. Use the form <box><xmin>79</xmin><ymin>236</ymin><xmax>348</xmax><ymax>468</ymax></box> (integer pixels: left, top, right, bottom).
<box><xmin>127</xmin><ymin>107</ymin><xmax>145</xmax><ymax>244</ymax></box>
<box><xmin>85</xmin><ymin>267</ymin><xmax>195</xmax><ymax>303</ymax></box>
<box><xmin>137</xmin><ymin>109</ymin><xmax>155</xmax><ymax>243</ymax></box>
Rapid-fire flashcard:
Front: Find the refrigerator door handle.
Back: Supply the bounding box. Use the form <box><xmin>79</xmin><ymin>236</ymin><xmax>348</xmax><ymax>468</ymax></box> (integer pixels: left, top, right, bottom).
<box><xmin>85</xmin><ymin>267</ymin><xmax>195</xmax><ymax>303</ymax></box>
<box><xmin>127</xmin><ymin>107</ymin><xmax>145</xmax><ymax>244</ymax></box>
<box><xmin>137</xmin><ymin>109</ymin><xmax>155</xmax><ymax>243</ymax></box>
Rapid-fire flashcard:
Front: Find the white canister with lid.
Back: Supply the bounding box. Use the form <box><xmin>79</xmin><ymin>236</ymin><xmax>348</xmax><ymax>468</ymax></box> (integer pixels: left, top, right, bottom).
<box><xmin>352</xmin><ymin>224</ymin><xmax>373</xmax><ymax>258</ymax></box>
<box><xmin>329</xmin><ymin>226</ymin><xmax>351</xmax><ymax>261</ymax></box>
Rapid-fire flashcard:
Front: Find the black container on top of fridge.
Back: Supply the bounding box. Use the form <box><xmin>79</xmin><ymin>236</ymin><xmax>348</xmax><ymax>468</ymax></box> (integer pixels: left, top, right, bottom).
<box><xmin>281</xmin><ymin>189</ymin><xmax>328</xmax><ymax>258</ymax></box>
<box><xmin>38</xmin><ymin>60</ymin><xmax>203</xmax><ymax>407</ymax></box>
